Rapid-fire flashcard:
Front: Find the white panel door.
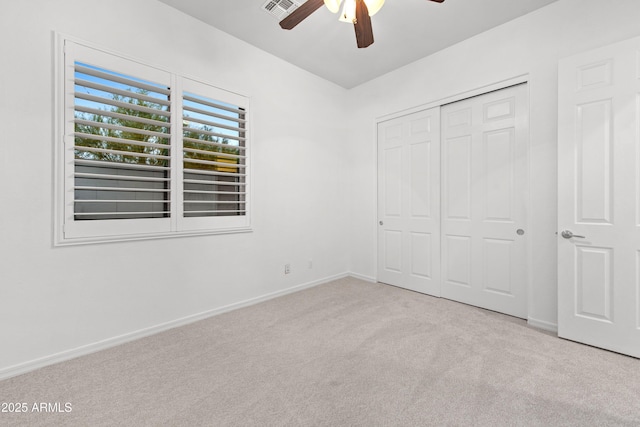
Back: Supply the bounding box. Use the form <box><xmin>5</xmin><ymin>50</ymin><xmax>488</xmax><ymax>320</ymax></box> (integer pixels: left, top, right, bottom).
<box><xmin>440</xmin><ymin>84</ymin><xmax>529</xmax><ymax>318</ymax></box>
<box><xmin>558</xmin><ymin>36</ymin><xmax>640</xmax><ymax>358</ymax></box>
<box><xmin>377</xmin><ymin>107</ymin><xmax>441</xmax><ymax>296</ymax></box>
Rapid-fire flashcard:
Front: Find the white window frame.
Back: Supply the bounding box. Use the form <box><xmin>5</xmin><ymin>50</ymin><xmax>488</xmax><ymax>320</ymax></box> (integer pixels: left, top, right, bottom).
<box><xmin>54</xmin><ymin>36</ymin><xmax>251</xmax><ymax>245</ymax></box>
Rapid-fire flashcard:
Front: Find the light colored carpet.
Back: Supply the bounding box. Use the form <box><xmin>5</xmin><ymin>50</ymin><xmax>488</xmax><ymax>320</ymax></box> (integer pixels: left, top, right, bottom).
<box><xmin>1</xmin><ymin>277</ymin><xmax>639</xmax><ymax>426</ymax></box>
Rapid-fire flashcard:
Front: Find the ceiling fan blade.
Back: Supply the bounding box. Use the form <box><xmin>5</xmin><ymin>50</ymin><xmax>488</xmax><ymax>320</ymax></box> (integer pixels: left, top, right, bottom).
<box><xmin>354</xmin><ymin>0</ymin><xmax>374</xmax><ymax>48</ymax></box>
<box><xmin>279</xmin><ymin>0</ymin><xmax>325</xmax><ymax>30</ymax></box>
<box><xmin>428</xmin><ymin>0</ymin><xmax>445</xmax><ymax>3</ymax></box>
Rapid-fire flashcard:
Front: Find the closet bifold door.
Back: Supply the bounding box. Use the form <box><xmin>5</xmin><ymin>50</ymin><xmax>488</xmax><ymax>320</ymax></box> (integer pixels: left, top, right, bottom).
<box><xmin>377</xmin><ymin>107</ymin><xmax>441</xmax><ymax>296</ymax></box>
<box><xmin>440</xmin><ymin>83</ymin><xmax>529</xmax><ymax>319</ymax></box>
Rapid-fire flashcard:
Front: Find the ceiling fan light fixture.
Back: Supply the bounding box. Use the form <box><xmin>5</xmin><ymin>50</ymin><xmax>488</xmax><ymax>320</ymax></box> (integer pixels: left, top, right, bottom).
<box><xmin>338</xmin><ymin>0</ymin><xmax>356</xmax><ymax>22</ymax></box>
<box><xmin>323</xmin><ymin>0</ymin><xmax>342</xmax><ymax>13</ymax></box>
<box><xmin>336</xmin><ymin>0</ymin><xmax>385</xmax><ymax>23</ymax></box>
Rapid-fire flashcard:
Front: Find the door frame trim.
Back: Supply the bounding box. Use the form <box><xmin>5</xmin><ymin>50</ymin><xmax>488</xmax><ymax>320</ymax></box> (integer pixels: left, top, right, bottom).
<box><xmin>376</xmin><ymin>74</ymin><xmax>529</xmax><ymax>124</ymax></box>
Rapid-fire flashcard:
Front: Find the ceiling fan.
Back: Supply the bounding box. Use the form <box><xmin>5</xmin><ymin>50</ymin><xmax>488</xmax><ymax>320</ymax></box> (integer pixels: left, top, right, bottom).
<box><xmin>279</xmin><ymin>0</ymin><xmax>445</xmax><ymax>49</ymax></box>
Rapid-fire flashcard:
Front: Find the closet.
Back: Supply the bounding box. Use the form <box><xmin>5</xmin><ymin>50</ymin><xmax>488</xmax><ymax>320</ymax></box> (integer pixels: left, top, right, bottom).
<box><xmin>377</xmin><ymin>83</ymin><xmax>529</xmax><ymax>318</ymax></box>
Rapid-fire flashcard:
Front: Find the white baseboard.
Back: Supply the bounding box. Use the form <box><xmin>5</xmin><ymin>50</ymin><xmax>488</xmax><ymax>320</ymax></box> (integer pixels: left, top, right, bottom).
<box><xmin>527</xmin><ymin>317</ymin><xmax>558</xmax><ymax>333</ymax></box>
<box><xmin>0</xmin><ymin>272</ymin><xmax>350</xmax><ymax>381</ymax></box>
<box><xmin>347</xmin><ymin>272</ymin><xmax>377</xmax><ymax>283</ymax></box>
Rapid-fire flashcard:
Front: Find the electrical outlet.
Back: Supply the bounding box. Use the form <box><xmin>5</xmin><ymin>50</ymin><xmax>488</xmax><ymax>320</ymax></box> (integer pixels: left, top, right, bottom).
<box><xmin>284</xmin><ymin>263</ymin><xmax>291</xmax><ymax>274</ymax></box>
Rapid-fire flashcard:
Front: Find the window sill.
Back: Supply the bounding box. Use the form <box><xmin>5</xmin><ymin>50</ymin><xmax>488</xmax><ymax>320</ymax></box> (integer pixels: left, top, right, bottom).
<box><xmin>54</xmin><ymin>226</ymin><xmax>253</xmax><ymax>247</ymax></box>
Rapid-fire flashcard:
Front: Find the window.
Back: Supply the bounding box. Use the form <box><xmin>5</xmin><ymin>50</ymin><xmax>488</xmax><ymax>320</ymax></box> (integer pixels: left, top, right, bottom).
<box><xmin>57</xmin><ymin>39</ymin><xmax>250</xmax><ymax>244</ymax></box>
<box><xmin>181</xmin><ymin>83</ymin><xmax>248</xmax><ymax>221</ymax></box>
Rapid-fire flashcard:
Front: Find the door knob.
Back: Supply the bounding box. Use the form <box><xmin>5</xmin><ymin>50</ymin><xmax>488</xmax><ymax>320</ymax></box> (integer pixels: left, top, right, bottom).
<box><xmin>379</xmin><ymin>221</ymin><xmax>383</xmax><ymax>225</ymax></box>
<box><xmin>561</xmin><ymin>230</ymin><xmax>585</xmax><ymax>239</ymax></box>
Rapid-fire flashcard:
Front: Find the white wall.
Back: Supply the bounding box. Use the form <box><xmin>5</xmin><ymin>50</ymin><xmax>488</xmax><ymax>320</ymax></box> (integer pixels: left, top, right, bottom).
<box><xmin>0</xmin><ymin>0</ymin><xmax>350</xmax><ymax>375</ymax></box>
<box><xmin>346</xmin><ymin>0</ymin><xmax>640</xmax><ymax>328</ymax></box>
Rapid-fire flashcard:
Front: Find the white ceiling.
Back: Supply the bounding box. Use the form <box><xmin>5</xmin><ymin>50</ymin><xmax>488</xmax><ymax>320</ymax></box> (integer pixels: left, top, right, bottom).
<box><xmin>157</xmin><ymin>0</ymin><xmax>559</xmax><ymax>89</ymax></box>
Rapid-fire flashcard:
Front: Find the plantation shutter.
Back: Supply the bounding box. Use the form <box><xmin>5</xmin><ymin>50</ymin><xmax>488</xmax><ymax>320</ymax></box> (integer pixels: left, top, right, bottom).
<box><xmin>63</xmin><ymin>41</ymin><xmax>174</xmax><ymax>239</ymax></box>
<box><xmin>181</xmin><ymin>79</ymin><xmax>248</xmax><ymax>219</ymax></box>
<box><xmin>60</xmin><ymin>40</ymin><xmax>250</xmax><ymax>243</ymax></box>
<box><xmin>73</xmin><ymin>63</ymin><xmax>172</xmax><ymax>220</ymax></box>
